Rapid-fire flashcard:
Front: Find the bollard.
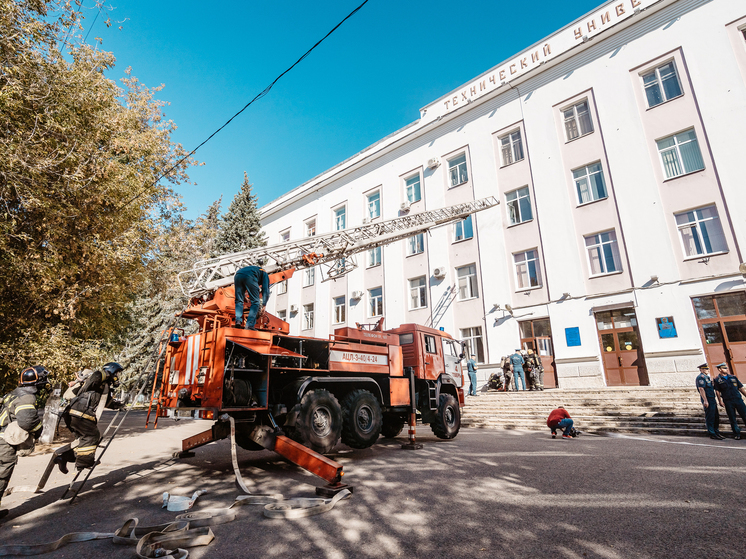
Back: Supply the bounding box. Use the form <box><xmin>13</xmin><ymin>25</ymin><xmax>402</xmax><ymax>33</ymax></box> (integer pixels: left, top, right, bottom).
<box><xmin>401</xmin><ymin>366</ymin><xmax>423</xmax><ymax>450</ymax></box>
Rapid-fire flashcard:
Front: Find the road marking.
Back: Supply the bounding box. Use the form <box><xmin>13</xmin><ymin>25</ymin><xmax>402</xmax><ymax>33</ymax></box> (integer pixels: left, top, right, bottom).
<box><xmin>609</xmin><ymin>433</ymin><xmax>746</xmax><ymax>450</ymax></box>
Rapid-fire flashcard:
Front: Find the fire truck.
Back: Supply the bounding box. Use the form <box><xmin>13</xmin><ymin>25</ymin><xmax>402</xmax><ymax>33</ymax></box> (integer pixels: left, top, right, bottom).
<box><xmin>149</xmin><ymin>197</ymin><xmax>498</xmax><ymax>485</ymax></box>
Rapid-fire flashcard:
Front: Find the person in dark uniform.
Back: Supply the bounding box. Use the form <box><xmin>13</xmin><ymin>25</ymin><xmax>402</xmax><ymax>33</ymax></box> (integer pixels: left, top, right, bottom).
<box><xmin>527</xmin><ymin>349</ymin><xmax>544</xmax><ymax>391</ymax></box>
<box><xmin>695</xmin><ymin>363</ymin><xmax>724</xmax><ymax>440</ymax></box>
<box><xmin>57</xmin><ymin>362</ymin><xmax>123</xmax><ymax>472</ymax></box>
<box><xmin>233</xmin><ymin>265</ymin><xmax>270</xmax><ymax>329</ymax></box>
<box><xmin>713</xmin><ymin>362</ymin><xmax>746</xmax><ymax>440</ymax></box>
<box><xmin>0</xmin><ymin>366</ymin><xmax>49</xmax><ymax>519</ymax></box>
<box><xmin>501</xmin><ymin>356</ymin><xmax>513</xmax><ymax>391</ymax></box>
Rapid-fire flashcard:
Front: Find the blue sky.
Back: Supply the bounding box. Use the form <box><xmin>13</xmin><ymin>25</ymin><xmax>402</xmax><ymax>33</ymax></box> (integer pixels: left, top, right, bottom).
<box><xmin>85</xmin><ymin>0</ymin><xmax>605</xmax><ymax>219</ymax></box>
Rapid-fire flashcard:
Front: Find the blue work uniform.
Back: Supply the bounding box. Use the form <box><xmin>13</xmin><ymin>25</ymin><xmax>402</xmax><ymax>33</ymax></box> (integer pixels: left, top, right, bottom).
<box><xmin>234</xmin><ymin>266</ymin><xmax>270</xmax><ymax>329</ymax></box>
<box><xmin>695</xmin><ymin>372</ymin><xmax>720</xmax><ymax>437</ymax></box>
<box><xmin>510</xmin><ymin>353</ymin><xmax>526</xmax><ymax>391</ymax></box>
<box><xmin>714</xmin><ymin>373</ymin><xmax>746</xmax><ymax>436</ymax></box>
<box><xmin>467</xmin><ymin>358</ymin><xmax>477</xmax><ymax>396</ymax></box>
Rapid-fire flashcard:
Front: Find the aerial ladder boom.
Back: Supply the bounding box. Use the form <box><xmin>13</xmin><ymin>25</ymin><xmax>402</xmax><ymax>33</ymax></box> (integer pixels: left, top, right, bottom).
<box><xmin>179</xmin><ymin>196</ymin><xmax>499</xmax><ymax>297</ymax></box>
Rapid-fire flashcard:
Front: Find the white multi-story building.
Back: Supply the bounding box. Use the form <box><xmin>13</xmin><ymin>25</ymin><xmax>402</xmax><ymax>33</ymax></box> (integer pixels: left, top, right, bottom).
<box><xmin>260</xmin><ymin>0</ymin><xmax>746</xmax><ymax>389</ymax></box>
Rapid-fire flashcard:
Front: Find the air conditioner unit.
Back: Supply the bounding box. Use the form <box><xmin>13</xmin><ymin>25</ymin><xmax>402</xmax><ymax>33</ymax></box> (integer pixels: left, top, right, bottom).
<box><xmin>433</xmin><ymin>267</ymin><xmax>447</xmax><ymax>279</ymax></box>
<box><xmin>400</xmin><ymin>201</ymin><xmax>411</xmax><ymax>212</ymax></box>
<box><xmin>290</xmin><ymin>304</ymin><xmax>299</xmax><ymax>313</ymax></box>
<box><xmin>427</xmin><ymin>157</ymin><xmax>440</xmax><ymax>169</ymax></box>
<box><xmin>362</xmin><ymin>217</ymin><xmax>370</xmax><ymax>224</ymax></box>
<box><xmin>351</xmin><ymin>290</ymin><xmax>364</xmax><ymax>300</ymax></box>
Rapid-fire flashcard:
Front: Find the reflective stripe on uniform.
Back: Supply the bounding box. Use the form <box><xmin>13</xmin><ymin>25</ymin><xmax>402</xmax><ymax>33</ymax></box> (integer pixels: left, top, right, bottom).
<box><xmin>75</xmin><ymin>446</ymin><xmax>97</xmax><ymax>455</ymax></box>
<box><xmin>0</xmin><ymin>411</ymin><xmax>7</xmax><ymax>426</ymax></box>
<box><xmin>14</xmin><ymin>404</ymin><xmax>36</xmax><ymax>412</ymax></box>
<box><xmin>69</xmin><ymin>410</ymin><xmax>97</xmax><ymax>421</ymax></box>
<box><xmin>30</xmin><ymin>422</ymin><xmax>42</xmax><ymax>432</ymax></box>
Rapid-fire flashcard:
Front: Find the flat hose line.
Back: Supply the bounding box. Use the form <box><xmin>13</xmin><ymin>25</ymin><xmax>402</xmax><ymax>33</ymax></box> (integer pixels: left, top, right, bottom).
<box><xmin>0</xmin><ymin>417</ymin><xmax>351</xmax><ymax>557</ymax></box>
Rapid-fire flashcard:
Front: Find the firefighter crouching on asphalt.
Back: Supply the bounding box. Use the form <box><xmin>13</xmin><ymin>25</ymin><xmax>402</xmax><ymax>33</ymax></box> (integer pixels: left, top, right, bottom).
<box><xmin>56</xmin><ymin>362</ymin><xmax>124</xmax><ymax>473</ymax></box>
<box><xmin>0</xmin><ymin>365</ymin><xmax>50</xmax><ymax>519</ymax></box>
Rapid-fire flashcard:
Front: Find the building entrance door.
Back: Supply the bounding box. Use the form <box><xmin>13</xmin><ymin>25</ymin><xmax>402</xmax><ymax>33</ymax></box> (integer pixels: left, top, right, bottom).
<box><xmin>519</xmin><ymin>318</ymin><xmax>557</xmax><ymax>388</ymax></box>
<box><xmin>595</xmin><ymin>308</ymin><xmax>648</xmax><ymax>386</ymax></box>
<box><xmin>692</xmin><ymin>292</ymin><xmax>746</xmax><ymax>379</ymax></box>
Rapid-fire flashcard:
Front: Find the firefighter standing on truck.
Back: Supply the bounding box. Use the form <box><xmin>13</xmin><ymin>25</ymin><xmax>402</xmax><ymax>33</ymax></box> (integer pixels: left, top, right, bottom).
<box><xmin>233</xmin><ymin>264</ymin><xmax>270</xmax><ymax>330</ymax></box>
<box><xmin>55</xmin><ymin>362</ymin><xmax>124</xmax><ymax>473</ymax></box>
<box><xmin>0</xmin><ymin>366</ymin><xmax>49</xmax><ymax>519</ymax></box>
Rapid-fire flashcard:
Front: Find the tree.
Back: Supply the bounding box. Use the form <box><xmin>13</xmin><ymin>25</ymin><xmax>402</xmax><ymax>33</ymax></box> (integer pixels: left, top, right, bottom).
<box><xmin>0</xmin><ymin>0</ymin><xmax>197</xmax><ymax>390</ymax></box>
<box><xmin>212</xmin><ymin>173</ymin><xmax>267</xmax><ymax>256</ymax></box>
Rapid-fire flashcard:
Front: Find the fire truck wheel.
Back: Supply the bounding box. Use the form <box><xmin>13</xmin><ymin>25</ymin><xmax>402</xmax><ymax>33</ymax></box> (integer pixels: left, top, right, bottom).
<box><xmin>294</xmin><ymin>389</ymin><xmax>342</xmax><ymax>454</ymax></box>
<box><xmin>431</xmin><ymin>393</ymin><xmax>460</xmax><ymax>439</ymax></box>
<box><xmin>341</xmin><ymin>389</ymin><xmax>383</xmax><ymax>449</ymax></box>
<box><xmin>380</xmin><ymin>414</ymin><xmax>405</xmax><ymax>438</ymax></box>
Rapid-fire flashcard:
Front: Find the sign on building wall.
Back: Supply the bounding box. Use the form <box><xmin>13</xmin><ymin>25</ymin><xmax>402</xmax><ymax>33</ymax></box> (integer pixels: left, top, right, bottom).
<box><xmin>656</xmin><ymin>317</ymin><xmax>678</xmax><ymax>338</ymax></box>
<box><xmin>565</xmin><ymin>327</ymin><xmax>582</xmax><ymax>347</ymax></box>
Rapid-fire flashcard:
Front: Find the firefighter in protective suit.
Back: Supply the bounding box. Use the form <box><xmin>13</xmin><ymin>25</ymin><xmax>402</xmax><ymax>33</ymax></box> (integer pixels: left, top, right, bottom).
<box><xmin>56</xmin><ymin>362</ymin><xmax>124</xmax><ymax>473</ymax></box>
<box><xmin>0</xmin><ymin>366</ymin><xmax>49</xmax><ymax>519</ymax></box>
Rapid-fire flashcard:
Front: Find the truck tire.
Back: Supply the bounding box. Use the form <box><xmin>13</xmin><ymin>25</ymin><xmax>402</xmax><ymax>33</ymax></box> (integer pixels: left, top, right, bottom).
<box><xmin>294</xmin><ymin>389</ymin><xmax>342</xmax><ymax>454</ymax></box>
<box><xmin>430</xmin><ymin>393</ymin><xmax>460</xmax><ymax>439</ymax></box>
<box><xmin>380</xmin><ymin>413</ymin><xmax>405</xmax><ymax>438</ymax></box>
<box><xmin>341</xmin><ymin>389</ymin><xmax>383</xmax><ymax>449</ymax></box>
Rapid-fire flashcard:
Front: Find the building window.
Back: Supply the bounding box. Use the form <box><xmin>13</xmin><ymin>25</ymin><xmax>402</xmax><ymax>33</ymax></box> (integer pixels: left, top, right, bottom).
<box><xmin>333</xmin><ymin>296</ymin><xmax>346</xmax><ymax>324</ymax></box>
<box><xmin>367</xmin><ymin>191</ymin><xmax>381</xmax><ymax>220</ymax></box>
<box><xmin>334</xmin><ymin>206</ymin><xmax>346</xmax><ymax>231</ymax></box>
<box><xmin>277</xmin><ymin>309</ymin><xmax>287</xmax><ymax>321</ymax></box>
<box><xmin>305</xmin><ymin>219</ymin><xmax>316</xmax><ymax>237</ymax></box>
<box><xmin>656</xmin><ymin>129</ymin><xmax>705</xmax><ymax>179</ymax></box>
<box><xmin>368</xmin><ymin>246</ymin><xmax>381</xmax><ymax>267</ymax></box>
<box><xmin>675</xmin><ymin>206</ymin><xmax>727</xmax><ymax>257</ymax></box>
<box><xmin>453</xmin><ymin>215</ymin><xmax>473</xmax><ymax>242</ymax></box>
<box><xmin>573</xmin><ymin>163</ymin><xmax>607</xmax><ymax>205</ymax></box>
<box><xmin>506</xmin><ymin>186</ymin><xmax>533</xmax><ymax>225</ymax></box>
<box><xmin>303</xmin><ymin>304</ymin><xmax>314</xmax><ymax>330</ymax></box>
<box><xmin>277</xmin><ymin>280</ymin><xmax>288</xmax><ymax>295</ymax></box>
<box><xmin>369</xmin><ymin>287</ymin><xmax>383</xmax><ymax>317</ymax></box>
<box><xmin>448</xmin><ymin>154</ymin><xmax>468</xmax><ymax>187</ymax></box>
<box><xmin>407</xmin><ymin>233</ymin><xmax>424</xmax><ymax>256</ymax></box>
<box><xmin>643</xmin><ymin>61</ymin><xmax>682</xmax><ymax>108</ymax></box>
<box><xmin>499</xmin><ymin>130</ymin><xmax>524</xmax><ymax>166</ymax></box>
<box><xmin>280</xmin><ymin>230</ymin><xmax>290</xmax><ymax>243</ymax></box>
<box><xmin>457</xmin><ymin>264</ymin><xmax>479</xmax><ymax>300</ymax></box>
<box><xmin>405</xmin><ymin>174</ymin><xmax>421</xmax><ymax>203</ymax></box>
<box><xmin>409</xmin><ymin>277</ymin><xmax>427</xmax><ymax>309</ymax></box>
<box><xmin>563</xmin><ymin>100</ymin><xmax>593</xmax><ymax>141</ymax></box>
<box><xmin>514</xmin><ymin>249</ymin><xmax>541</xmax><ymax>289</ymax></box>
<box><xmin>460</xmin><ymin>327</ymin><xmax>485</xmax><ymax>363</ymax></box>
<box><xmin>303</xmin><ymin>267</ymin><xmax>315</xmax><ymax>287</ymax></box>
<box><xmin>585</xmin><ymin>231</ymin><xmax>621</xmax><ymax>276</ymax></box>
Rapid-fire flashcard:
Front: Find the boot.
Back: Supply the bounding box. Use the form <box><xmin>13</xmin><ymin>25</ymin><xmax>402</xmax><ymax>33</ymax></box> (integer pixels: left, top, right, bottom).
<box><xmin>54</xmin><ymin>454</ymin><xmax>69</xmax><ymax>475</ymax></box>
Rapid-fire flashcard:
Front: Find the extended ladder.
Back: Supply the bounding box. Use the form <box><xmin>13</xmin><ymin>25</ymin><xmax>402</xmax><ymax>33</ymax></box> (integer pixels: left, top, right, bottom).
<box><xmin>179</xmin><ymin>196</ymin><xmax>499</xmax><ymax>297</ymax></box>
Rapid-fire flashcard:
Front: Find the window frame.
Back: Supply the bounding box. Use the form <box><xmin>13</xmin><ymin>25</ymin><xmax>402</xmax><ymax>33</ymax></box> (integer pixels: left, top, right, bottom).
<box><xmin>407</xmin><ymin>233</ymin><xmax>425</xmax><ymax>256</ymax></box>
<box><xmin>405</xmin><ymin>173</ymin><xmax>422</xmax><ymax>204</ymax></box>
<box><xmin>453</xmin><ymin>215</ymin><xmax>474</xmax><ymax>243</ymax></box>
<box><xmin>505</xmin><ymin>186</ymin><xmax>533</xmax><ymax>226</ymax></box>
<box><xmin>456</xmin><ymin>264</ymin><xmax>479</xmax><ymax>301</ymax></box>
<box><xmin>447</xmin><ymin>153</ymin><xmax>469</xmax><ymax>188</ymax></box>
<box><xmin>366</xmin><ymin>190</ymin><xmax>381</xmax><ymax>220</ymax></box>
<box><xmin>333</xmin><ymin>296</ymin><xmax>346</xmax><ymax>324</ymax></box>
<box><xmin>573</xmin><ymin>162</ymin><xmax>608</xmax><ymax>206</ymax></box>
<box><xmin>367</xmin><ymin>246</ymin><xmax>382</xmax><ymax>268</ymax></box>
<box><xmin>498</xmin><ymin>129</ymin><xmax>524</xmax><ymax>167</ymax></box>
<box><xmin>280</xmin><ymin>229</ymin><xmax>290</xmax><ymax>243</ymax></box>
<box><xmin>513</xmin><ymin>249</ymin><xmax>542</xmax><ymax>291</ymax></box>
<box><xmin>675</xmin><ymin>205</ymin><xmax>728</xmax><ymax>259</ymax></box>
<box><xmin>562</xmin><ymin>100</ymin><xmax>594</xmax><ymax>142</ymax></box>
<box><xmin>656</xmin><ymin>128</ymin><xmax>706</xmax><ymax>180</ymax></box>
<box><xmin>305</xmin><ymin>218</ymin><xmax>316</xmax><ymax>237</ymax></box>
<box><xmin>303</xmin><ymin>267</ymin><xmax>315</xmax><ymax>287</ymax></box>
<box><xmin>409</xmin><ymin>276</ymin><xmax>427</xmax><ymax>310</ymax></box>
<box><xmin>333</xmin><ymin>205</ymin><xmax>346</xmax><ymax>231</ymax></box>
<box><xmin>302</xmin><ymin>304</ymin><xmax>314</xmax><ymax>330</ymax></box>
<box><xmin>369</xmin><ymin>287</ymin><xmax>383</xmax><ymax>317</ymax></box>
<box><xmin>584</xmin><ymin>230</ymin><xmax>622</xmax><ymax>277</ymax></box>
<box><xmin>641</xmin><ymin>60</ymin><xmax>683</xmax><ymax>109</ymax></box>
<box><xmin>277</xmin><ymin>309</ymin><xmax>287</xmax><ymax>321</ymax></box>
<box><xmin>460</xmin><ymin>326</ymin><xmax>485</xmax><ymax>364</ymax></box>
<box><xmin>276</xmin><ymin>280</ymin><xmax>288</xmax><ymax>295</ymax></box>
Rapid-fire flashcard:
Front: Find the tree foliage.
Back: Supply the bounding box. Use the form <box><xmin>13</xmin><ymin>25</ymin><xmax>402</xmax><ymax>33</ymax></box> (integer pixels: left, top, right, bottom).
<box><xmin>0</xmin><ymin>0</ymin><xmax>196</xmax><ymax>390</ymax></box>
<box><xmin>212</xmin><ymin>172</ymin><xmax>267</xmax><ymax>256</ymax></box>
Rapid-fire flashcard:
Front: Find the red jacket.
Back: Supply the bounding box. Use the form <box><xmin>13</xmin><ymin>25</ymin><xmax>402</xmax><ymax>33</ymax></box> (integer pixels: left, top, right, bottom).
<box><xmin>547</xmin><ymin>408</ymin><xmax>571</xmax><ymax>429</ymax></box>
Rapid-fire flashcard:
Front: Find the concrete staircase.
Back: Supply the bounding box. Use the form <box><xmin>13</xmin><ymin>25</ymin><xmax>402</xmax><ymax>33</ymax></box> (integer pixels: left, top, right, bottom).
<box><xmin>460</xmin><ymin>386</ymin><xmax>718</xmax><ymax>437</ymax></box>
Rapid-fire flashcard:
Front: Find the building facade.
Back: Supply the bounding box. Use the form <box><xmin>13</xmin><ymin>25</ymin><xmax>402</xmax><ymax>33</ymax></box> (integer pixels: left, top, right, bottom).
<box><xmin>260</xmin><ymin>0</ymin><xmax>746</xmax><ymax>389</ymax></box>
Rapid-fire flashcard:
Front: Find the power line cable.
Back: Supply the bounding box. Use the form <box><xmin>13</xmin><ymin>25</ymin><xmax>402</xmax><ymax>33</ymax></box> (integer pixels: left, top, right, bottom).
<box><xmin>83</xmin><ymin>3</ymin><xmax>103</xmax><ymax>44</ymax></box>
<box><xmin>118</xmin><ymin>0</ymin><xmax>370</xmax><ymax>211</ymax></box>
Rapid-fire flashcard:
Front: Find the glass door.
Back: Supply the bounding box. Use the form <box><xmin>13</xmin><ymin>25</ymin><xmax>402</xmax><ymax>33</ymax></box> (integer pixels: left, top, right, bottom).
<box><xmin>595</xmin><ymin>309</ymin><xmax>648</xmax><ymax>386</ymax></box>
<box><xmin>519</xmin><ymin>318</ymin><xmax>557</xmax><ymax>388</ymax></box>
<box><xmin>693</xmin><ymin>292</ymin><xmax>746</xmax><ymax>378</ymax></box>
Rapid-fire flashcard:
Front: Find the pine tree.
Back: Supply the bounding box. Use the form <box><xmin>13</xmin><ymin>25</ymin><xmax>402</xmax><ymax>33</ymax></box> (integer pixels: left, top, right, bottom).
<box><xmin>212</xmin><ymin>173</ymin><xmax>267</xmax><ymax>256</ymax></box>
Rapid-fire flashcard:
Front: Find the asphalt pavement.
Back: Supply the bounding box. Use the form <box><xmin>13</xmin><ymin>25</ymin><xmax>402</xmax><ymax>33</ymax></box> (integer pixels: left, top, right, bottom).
<box><xmin>1</xmin><ymin>411</ymin><xmax>745</xmax><ymax>558</ymax></box>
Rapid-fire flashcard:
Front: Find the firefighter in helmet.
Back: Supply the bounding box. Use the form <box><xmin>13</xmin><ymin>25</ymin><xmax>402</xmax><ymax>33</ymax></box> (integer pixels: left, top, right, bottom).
<box><xmin>0</xmin><ymin>365</ymin><xmax>50</xmax><ymax>519</ymax></box>
<box><xmin>56</xmin><ymin>362</ymin><xmax>124</xmax><ymax>473</ymax></box>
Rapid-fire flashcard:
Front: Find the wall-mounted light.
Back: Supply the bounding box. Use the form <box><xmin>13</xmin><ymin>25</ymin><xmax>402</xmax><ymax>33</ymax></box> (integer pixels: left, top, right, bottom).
<box><xmin>562</xmin><ymin>292</ymin><xmax>571</xmax><ymax>299</ymax></box>
<box><xmin>650</xmin><ymin>275</ymin><xmax>659</xmax><ymax>283</ymax></box>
